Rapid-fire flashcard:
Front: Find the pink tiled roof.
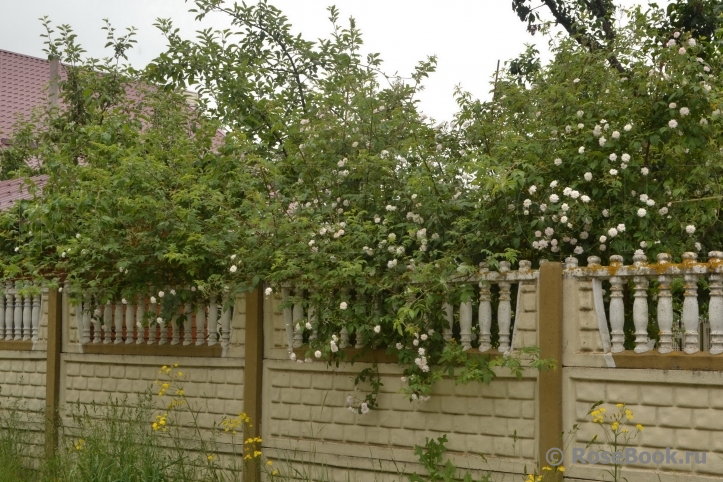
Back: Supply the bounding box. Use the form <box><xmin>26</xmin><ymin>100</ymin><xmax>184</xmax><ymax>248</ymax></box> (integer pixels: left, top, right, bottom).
<box><xmin>0</xmin><ymin>175</ymin><xmax>47</xmax><ymax>211</ymax></box>
<box><xmin>0</xmin><ymin>49</ymin><xmax>62</xmax><ymax>139</ymax></box>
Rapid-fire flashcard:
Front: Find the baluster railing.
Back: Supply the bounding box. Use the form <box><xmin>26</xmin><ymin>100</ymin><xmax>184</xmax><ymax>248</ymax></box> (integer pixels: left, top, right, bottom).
<box><xmin>57</xmin><ymin>289</ymin><xmax>232</xmax><ymax>349</ymax></box>
<box><xmin>571</xmin><ymin>251</ymin><xmax>723</xmax><ymax>356</ymax></box>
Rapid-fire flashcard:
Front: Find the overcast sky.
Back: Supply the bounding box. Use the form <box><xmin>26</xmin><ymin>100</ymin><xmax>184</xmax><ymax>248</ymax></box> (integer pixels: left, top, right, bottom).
<box><xmin>1</xmin><ymin>0</ymin><xmax>659</xmax><ymax>121</ymax></box>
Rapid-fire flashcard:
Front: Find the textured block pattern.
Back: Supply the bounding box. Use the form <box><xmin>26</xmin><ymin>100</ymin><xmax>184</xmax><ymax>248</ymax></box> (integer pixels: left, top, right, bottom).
<box><xmin>266</xmin><ymin>293</ymin><xmax>291</xmax><ymax>358</ymax></box>
<box><xmin>512</xmin><ymin>280</ymin><xmax>538</xmax><ymax>349</ymax></box>
<box><xmin>0</xmin><ymin>356</ymin><xmax>46</xmax><ymax>413</ymax></box>
<box><xmin>264</xmin><ymin>363</ymin><xmax>537</xmax><ymax>463</ymax></box>
<box><xmin>62</xmin><ymin>358</ymin><xmax>244</xmax><ymax>431</ymax></box>
<box><xmin>576</xmin><ymin>280</ymin><xmax>604</xmax><ymax>353</ymax></box>
<box><xmin>572</xmin><ymin>378</ymin><xmax>723</xmax><ymax>476</ymax></box>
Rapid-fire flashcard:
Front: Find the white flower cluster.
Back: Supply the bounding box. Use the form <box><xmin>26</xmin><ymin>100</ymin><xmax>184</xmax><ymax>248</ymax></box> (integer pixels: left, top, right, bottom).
<box><xmin>330</xmin><ymin>334</ymin><xmax>339</xmax><ymax>353</ymax></box>
<box><xmin>406</xmin><ymin>211</ymin><xmax>424</xmax><ymax>224</ymax></box>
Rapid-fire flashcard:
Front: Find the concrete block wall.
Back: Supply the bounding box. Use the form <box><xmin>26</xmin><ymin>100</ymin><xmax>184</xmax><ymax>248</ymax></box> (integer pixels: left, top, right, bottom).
<box><xmin>561</xmin><ymin>274</ymin><xmax>723</xmax><ymax>482</ymax></box>
<box><xmin>563</xmin><ymin>368</ymin><xmax>723</xmax><ymax>481</ymax></box>
<box><xmin>262</xmin><ymin>359</ymin><xmax>539</xmax><ymax>480</ymax></box>
<box><xmin>260</xmin><ymin>286</ymin><xmax>541</xmax><ymax>481</ymax></box>
<box><xmin>59</xmin><ymin>355</ymin><xmax>244</xmax><ymax>430</ymax></box>
<box><xmin>0</xmin><ymin>351</ymin><xmax>46</xmax><ymax>413</ymax></box>
<box><xmin>0</xmin><ymin>351</ymin><xmax>47</xmax><ymax>467</ymax></box>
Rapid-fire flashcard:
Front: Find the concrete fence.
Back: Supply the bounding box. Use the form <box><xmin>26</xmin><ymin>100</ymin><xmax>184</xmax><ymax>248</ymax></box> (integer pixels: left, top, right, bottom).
<box><xmin>1</xmin><ymin>258</ymin><xmax>723</xmax><ymax>481</ymax></box>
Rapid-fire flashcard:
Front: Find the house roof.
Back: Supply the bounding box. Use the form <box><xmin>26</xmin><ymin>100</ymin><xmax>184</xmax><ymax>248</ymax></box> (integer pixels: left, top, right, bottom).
<box><xmin>0</xmin><ymin>49</ymin><xmax>63</xmax><ymax>141</ymax></box>
<box><xmin>0</xmin><ymin>49</ymin><xmax>58</xmax><ymax>211</ymax></box>
<box><xmin>0</xmin><ymin>175</ymin><xmax>48</xmax><ymax>211</ymax></box>
<box><xmin>0</xmin><ymin>48</ymin><xmax>224</xmax><ymax>212</ymax></box>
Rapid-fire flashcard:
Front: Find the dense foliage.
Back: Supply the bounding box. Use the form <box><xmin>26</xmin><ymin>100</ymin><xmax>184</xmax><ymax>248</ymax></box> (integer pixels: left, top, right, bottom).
<box><xmin>1</xmin><ymin>1</ymin><xmax>722</xmax><ymax>404</ymax></box>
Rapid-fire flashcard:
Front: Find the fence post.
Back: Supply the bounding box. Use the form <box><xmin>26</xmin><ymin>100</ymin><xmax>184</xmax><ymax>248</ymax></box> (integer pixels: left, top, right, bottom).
<box><xmin>243</xmin><ymin>288</ymin><xmax>264</xmax><ymax>482</ymax></box>
<box><xmin>537</xmin><ymin>262</ymin><xmax>563</xmax><ymax>477</ymax></box>
<box><xmin>45</xmin><ymin>288</ymin><xmax>62</xmax><ymax>459</ymax></box>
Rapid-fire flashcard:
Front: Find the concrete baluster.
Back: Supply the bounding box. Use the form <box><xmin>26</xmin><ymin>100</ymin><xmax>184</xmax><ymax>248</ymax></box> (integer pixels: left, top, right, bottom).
<box><xmin>609</xmin><ymin>255</ymin><xmax>626</xmax><ymax>353</ymax></box>
<box><xmin>656</xmin><ymin>253</ymin><xmax>674</xmax><ymax>354</ymax></box>
<box><xmin>709</xmin><ymin>252</ymin><xmax>723</xmax><ymax>355</ymax></box>
<box><xmin>478</xmin><ymin>280</ymin><xmax>492</xmax><ymax>352</ymax></box>
<box><xmin>682</xmin><ymin>252</ymin><xmax>700</xmax><ymax>354</ymax></box>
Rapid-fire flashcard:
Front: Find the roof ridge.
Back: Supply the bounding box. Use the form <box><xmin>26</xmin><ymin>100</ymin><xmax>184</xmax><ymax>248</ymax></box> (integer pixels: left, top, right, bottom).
<box><xmin>0</xmin><ymin>48</ymin><xmax>50</xmax><ymax>64</ymax></box>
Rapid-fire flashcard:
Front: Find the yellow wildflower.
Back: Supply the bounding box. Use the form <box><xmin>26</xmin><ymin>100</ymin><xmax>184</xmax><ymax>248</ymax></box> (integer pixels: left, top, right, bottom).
<box><xmin>636</xmin><ymin>424</ymin><xmax>644</xmax><ymax>431</ymax></box>
<box><xmin>174</xmin><ymin>363</ymin><xmax>179</xmax><ymax>367</ymax></box>
<box><xmin>207</xmin><ymin>454</ymin><xmax>215</xmax><ymax>461</ymax></box>
<box><xmin>542</xmin><ymin>466</ymin><xmax>552</xmax><ymax>471</ymax></box>
<box><xmin>611</xmin><ymin>422</ymin><xmax>619</xmax><ymax>431</ymax></box>
<box><xmin>616</xmin><ymin>403</ymin><xmax>624</xmax><ymax>408</ymax></box>
<box><xmin>558</xmin><ymin>466</ymin><xmax>565</xmax><ymax>472</ymax></box>
<box><xmin>272</xmin><ymin>470</ymin><xmax>279</xmax><ymax>476</ymax></box>
<box><xmin>267</xmin><ymin>461</ymin><xmax>273</xmax><ymax>466</ymax></box>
